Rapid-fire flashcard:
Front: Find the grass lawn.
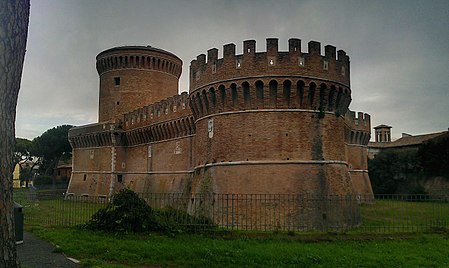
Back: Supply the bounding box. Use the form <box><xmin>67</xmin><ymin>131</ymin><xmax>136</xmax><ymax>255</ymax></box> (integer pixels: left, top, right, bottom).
<box><xmin>30</xmin><ymin>227</ymin><xmax>449</xmax><ymax>268</ymax></box>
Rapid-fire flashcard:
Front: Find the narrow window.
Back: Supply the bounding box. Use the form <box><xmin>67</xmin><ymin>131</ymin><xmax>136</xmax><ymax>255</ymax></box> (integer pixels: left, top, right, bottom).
<box><xmin>202</xmin><ymin>90</ymin><xmax>209</xmax><ymax>112</ymax></box>
<box><xmin>283</xmin><ymin>80</ymin><xmax>291</xmax><ymax>101</ymax></box>
<box><xmin>209</xmin><ymin>87</ymin><xmax>216</xmax><ymax>108</ymax></box>
<box><xmin>297</xmin><ymin>80</ymin><xmax>305</xmax><ymax>106</ymax></box>
<box><xmin>319</xmin><ymin>83</ymin><xmax>327</xmax><ymax>110</ymax></box>
<box><xmin>308</xmin><ymin>83</ymin><xmax>316</xmax><ymax>106</ymax></box>
<box><xmin>242</xmin><ymin>82</ymin><xmax>250</xmax><ymax>106</ymax></box>
<box><xmin>255</xmin><ymin>80</ymin><xmax>264</xmax><ymax>100</ymax></box>
<box><xmin>219</xmin><ymin>85</ymin><xmax>226</xmax><ymax>108</ymax></box>
<box><xmin>117</xmin><ymin>174</ymin><xmax>123</xmax><ymax>183</ymax></box>
<box><xmin>114</xmin><ymin>77</ymin><xmax>120</xmax><ymax>86</ymax></box>
<box><xmin>269</xmin><ymin>80</ymin><xmax>278</xmax><ymax>106</ymax></box>
<box><xmin>231</xmin><ymin>83</ymin><xmax>238</xmax><ymax>106</ymax></box>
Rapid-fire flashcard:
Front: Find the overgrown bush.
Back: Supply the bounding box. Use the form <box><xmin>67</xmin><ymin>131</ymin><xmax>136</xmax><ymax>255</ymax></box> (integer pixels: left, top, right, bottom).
<box><xmin>369</xmin><ymin>133</ymin><xmax>449</xmax><ymax>194</ymax></box>
<box><xmin>84</xmin><ymin>189</ymin><xmax>160</xmax><ymax>233</ymax></box>
<box><xmin>83</xmin><ymin>189</ymin><xmax>216</xmax><ymax>234</ymax></box>
<box><xmin>368</xmin><ymin>149</ymin><xmax>420</xmax><ymax>194</ymax></box>
<box><xmin>419</xmin><ymin>133</ymin><xmax>449</xmax><ymax>178</ymax></box>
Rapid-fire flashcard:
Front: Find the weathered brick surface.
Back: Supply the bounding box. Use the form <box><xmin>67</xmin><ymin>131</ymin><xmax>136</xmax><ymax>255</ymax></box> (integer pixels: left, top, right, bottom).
<box><xmin>194</xmin><ymin>111</ymin><xmax>347</xmax><ymax>166</ymax></box>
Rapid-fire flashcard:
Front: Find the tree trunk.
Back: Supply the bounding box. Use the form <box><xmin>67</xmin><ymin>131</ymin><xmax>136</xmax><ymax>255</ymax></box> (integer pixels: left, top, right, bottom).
<box><xmin>0</xmin><ymin>1</ymin><xmax>30</xmax><ymax>267</ymax></box>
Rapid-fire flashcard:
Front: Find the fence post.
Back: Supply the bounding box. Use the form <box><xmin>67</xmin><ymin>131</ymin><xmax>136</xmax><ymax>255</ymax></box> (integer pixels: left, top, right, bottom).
<box><xmin>231</xmin><ymin>193</ymin><xmax>234</xmax><ymax>230</ymax></box>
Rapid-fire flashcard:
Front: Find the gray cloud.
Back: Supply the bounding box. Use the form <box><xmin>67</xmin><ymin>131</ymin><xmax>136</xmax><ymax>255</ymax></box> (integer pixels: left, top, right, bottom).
<box><xmin>16</xmin><ymin>0</ymin><xmax>449</xmax><ymax>140</ymax></box>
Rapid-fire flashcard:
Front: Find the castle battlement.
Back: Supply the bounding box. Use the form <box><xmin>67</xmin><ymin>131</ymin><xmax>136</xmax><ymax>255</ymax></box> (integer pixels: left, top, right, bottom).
<box><xmin>344</xmin><ymin>110</ymin><xmax>371</xmax><ymax>145</ymax></box>
<box><xmin>190</xmin><ymin>38</ymin><xmax>350</xmax><ymax>93</ymax></box>
<box><xmin>189</xmin><ymin>78</ymin><xmax>352</xmax><ymax>120</ymax></box>
<box><xmin>68</xmin><ymin>122</ymin><xmax>120</xmax><ymax>149</ymax></box>
<box><xmin>122</xmin><ymin>92</ymin><xmax>190</xmax><ymax>129</ymax></box>
<box><xmin>96</xmin><ymin>46</ymin><xmax>182</xmax><ymax>78</ymax></box>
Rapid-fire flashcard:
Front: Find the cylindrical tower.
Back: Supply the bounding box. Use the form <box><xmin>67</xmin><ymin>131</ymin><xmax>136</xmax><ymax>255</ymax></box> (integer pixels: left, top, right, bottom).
<box><xmin>96</xmin><ymin>46</ymin><xmax>182</xmax><ymax>122</ymax></box>
<box><xmin>189</xmin><ymin>38</ymin><xmax>357</xmax><ymax>228</ymax></box>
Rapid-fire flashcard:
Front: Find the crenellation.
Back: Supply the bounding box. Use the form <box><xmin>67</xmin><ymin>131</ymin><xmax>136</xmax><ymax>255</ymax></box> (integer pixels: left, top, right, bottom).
<box><xmin>243</xmin><ymin>39</ymin><xmax>256</xmax><ymax>55</ymax></box>
<box><xmin>121</xmin><ymin>92</ymin><xmax>191</xmax><ymax>130</ymax></box>
<box><xmin>288</xmin><ymin>38</ymin><xmax>301</xmax><ymax>54</ymax></box>
<box><xmin>337</xmin><ymin>50</ymin><xmax>347</xmax><ymax>62</ymax></box>
<box><xmin>207</xmin><ymin>48</ymin><xmax>218</xmax><ymax>64</ymax></box>
<box><xmin>223</xmin><ymin>43</ymin><xmax>236</xmax><ymax>61</ymax></box>
<box><xmin>196</xmin><ymin>54</ymin><xmax>206</xmax><ymax>66</ymax></box>
<box><xmin>325</xmin><ymin>45</ymin><xmax>336</xmax><ymax>60</ymax></box>
<box><xmin>308</xmin><ymin>40</ymin><xmax>321</xmax><ymax>55</ymax></box>
<box><xmin>190</xmin><ymin>38</ymin><xmax>351</xmax><ymax>92</ymax></box>
<box><xmin>344</xmin><ymin>110</ymin><xmax>371</xmax><ymax>140</ymax></box>
<box><xmin>266</xmin><ymin>38</ymin><xmax>278</xmax><ymax>55</ymax></box>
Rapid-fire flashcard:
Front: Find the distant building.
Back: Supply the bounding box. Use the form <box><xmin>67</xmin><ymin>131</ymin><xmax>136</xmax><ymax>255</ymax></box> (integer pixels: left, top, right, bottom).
<box><xmin>55</xmin><ymin>164</ymin><xmax>72</xmax><ymax>181</ymax></box>
<box><xmin>368</xmin><ymin>125</ymin><xmax>448</xmax><ymax>158</ymax></box>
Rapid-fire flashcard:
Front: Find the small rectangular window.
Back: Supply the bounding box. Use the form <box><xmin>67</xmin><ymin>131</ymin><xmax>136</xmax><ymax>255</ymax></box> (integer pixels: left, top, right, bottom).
<box><xmin>114</xmin><ymin>77</ymin><xmax>121</xmax><ymax>86</ymax></box>
<box><xmin>117</xmin><ymin>174</ymin><xmax>123</xmax><ymax>183</ymax></box>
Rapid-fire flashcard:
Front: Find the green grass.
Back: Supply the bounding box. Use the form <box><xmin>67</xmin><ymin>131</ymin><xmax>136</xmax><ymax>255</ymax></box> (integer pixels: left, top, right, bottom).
<box><xmin>30</xmin><ymin>227</ymin><xmax>449</xmax><ymax>267</ymax></box>
<box><xmin>14</xmin><ymin>188</ymin><xmax>106</xmax><ymax>227</ymax></box>
<box><xmin>354</xmin><ymin>199</ymin><xmax>449</xmax><ymax>233</ymax></box>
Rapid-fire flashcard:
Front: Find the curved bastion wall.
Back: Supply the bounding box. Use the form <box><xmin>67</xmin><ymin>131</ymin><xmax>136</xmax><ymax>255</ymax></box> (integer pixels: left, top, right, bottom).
<box><xmin>189</xmin><ymin>38</ymin><xmax>354</xmax><ymax>195</ymax></box>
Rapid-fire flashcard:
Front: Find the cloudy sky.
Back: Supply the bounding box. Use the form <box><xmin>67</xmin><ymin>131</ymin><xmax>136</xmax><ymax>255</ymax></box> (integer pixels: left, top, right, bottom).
<box><xmin>17</xmin><ymin>0</ymin><xmax>448</xmax><ymax>140</ymax></box>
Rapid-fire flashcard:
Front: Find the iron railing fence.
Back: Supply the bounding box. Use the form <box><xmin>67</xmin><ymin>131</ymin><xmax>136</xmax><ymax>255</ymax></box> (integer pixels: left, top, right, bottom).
<box><xmin>13</xmin><ymin>191</ymin><xmax>449</xmax><ymax>233</ymax></box>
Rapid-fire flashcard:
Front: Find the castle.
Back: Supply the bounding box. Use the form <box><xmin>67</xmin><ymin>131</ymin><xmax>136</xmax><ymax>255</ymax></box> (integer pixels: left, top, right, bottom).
<box><xmin>67</xmin><ymin>38</ymin><xmax>373</xmax><ymax>227</ymax></box>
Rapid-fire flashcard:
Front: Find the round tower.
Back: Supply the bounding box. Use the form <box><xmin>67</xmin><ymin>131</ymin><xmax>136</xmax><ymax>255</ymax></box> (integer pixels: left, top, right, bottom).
<box><xmin>189</xmin><ymin>38</ymin><xmax>357</xmax><ymax>227</ymax></box>
<box><xmin>96</xmin><ymin>46</ymin><xmax>182</xmax><ymax>122</ymax></box>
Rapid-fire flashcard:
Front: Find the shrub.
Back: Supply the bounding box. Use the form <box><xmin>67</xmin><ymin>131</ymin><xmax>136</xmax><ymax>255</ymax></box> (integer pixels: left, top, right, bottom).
<box><xmin>84</xmin><ymin>189</ymin><xmax>216</xmax><ymax>234</ymax></box>
<box><xmin>84</xmin><ymin>189</ymin><xmax>160</xmax><ymax>233</ymax></box>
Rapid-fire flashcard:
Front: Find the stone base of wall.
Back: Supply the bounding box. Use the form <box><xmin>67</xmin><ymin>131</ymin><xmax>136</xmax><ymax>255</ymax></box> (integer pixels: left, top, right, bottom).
<box><xmin>189</xmin><ymin>162</ymin><xmax>360</xmax><ymax>230</ymax></box>
<box><xmin>67</xmin><ymin>173</ymin><xmax>112</xmax><ymax>197</ymax></box>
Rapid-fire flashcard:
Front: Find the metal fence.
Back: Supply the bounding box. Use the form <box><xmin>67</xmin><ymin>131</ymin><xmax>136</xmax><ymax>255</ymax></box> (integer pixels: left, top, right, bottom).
<box><xmin>13</xmin><ymin>190</ymin><xmax>449</xmax><ymax>233</ymax></box>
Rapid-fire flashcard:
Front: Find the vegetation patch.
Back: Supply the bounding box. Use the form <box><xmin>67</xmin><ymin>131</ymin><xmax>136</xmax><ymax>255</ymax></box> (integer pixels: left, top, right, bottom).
<box><xmin>369</xmin><ymin>133</ymin><xmax>449</xmax><ymax>194</ymax></box>
<box><xmin>82</xmin><ymin>189</ymin><xmax>215</xmax><ymax>234</ymax></box>
<box><xmin>30</xmin><ymin>227</ymin><xmax>449</xmax><ymax>268</ymax></box>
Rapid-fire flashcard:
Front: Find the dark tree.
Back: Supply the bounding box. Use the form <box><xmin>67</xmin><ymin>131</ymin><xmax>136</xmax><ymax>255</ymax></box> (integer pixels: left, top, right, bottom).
<box><xmin>14</xmin><ymin>138</ymin><xmax>32</xmax><ymax>164</ymax></box>
<box><xmin>368</xmin><ymin>149</ymin><xmax>421</xmax><ymax>194</ymax></box>
<box><xmin>419</xmin><ymin>133</ymin><xmax>449</xmax><ymax>178</ymax></box>
<box><xmin>0</xmin><ymin>1</ymin><xmax>30</xmax><ymax>267</ymax></box>
<box><xmin>32</xmin><ymin>125</ymin><xmax>73</xmax><ymax>175</ymax></box>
